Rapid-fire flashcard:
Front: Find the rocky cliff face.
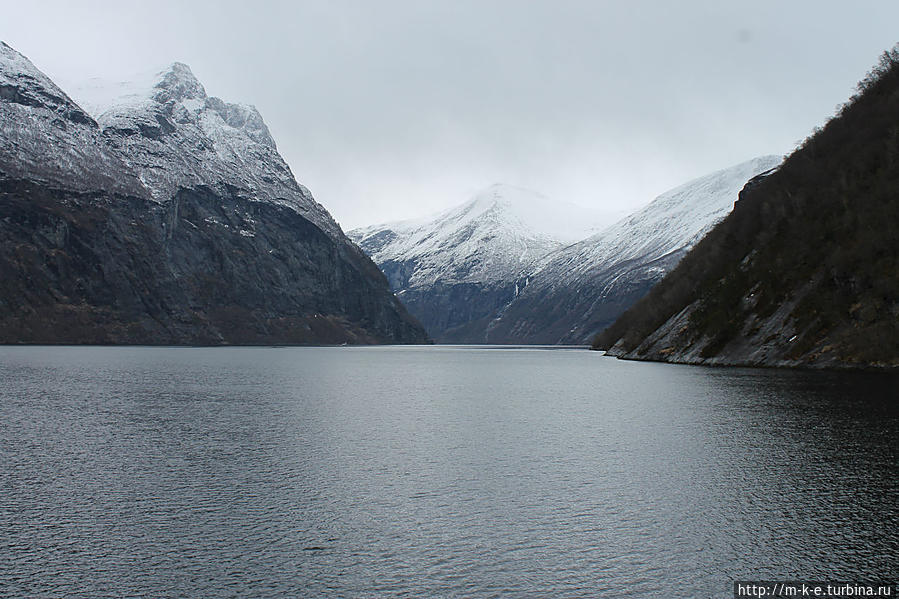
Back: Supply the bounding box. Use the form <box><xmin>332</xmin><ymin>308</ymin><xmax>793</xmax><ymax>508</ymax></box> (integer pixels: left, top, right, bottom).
<box><xmin>594</xmin><ymin>47</ymin><xmax>899</xmax><ymax>369</ymax></box>
<box><xmin>0</xmin><ymin>41</ymin><xmax>428</xmax><ymax>345</ymax></box>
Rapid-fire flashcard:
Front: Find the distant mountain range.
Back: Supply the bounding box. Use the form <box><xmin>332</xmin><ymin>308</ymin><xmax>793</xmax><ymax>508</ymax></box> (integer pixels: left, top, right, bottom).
<box><xmin>349</xmin><ymin>184</ymin><xmax>610</xmax><ymax>341</ymax></box>
<box><xmin>594</xmin><ymin>46</ymin><xmax>899</xmax><ymax>369</ymax></box>
<box><xmin>0</xmin><ymin>41</ymin><xmax>428</xmax><ymax>344</ymax></box>
<box><xmin>351</xmin><ymin>157</ymin><xmax>781</xmax><ymax>344</ymax></box>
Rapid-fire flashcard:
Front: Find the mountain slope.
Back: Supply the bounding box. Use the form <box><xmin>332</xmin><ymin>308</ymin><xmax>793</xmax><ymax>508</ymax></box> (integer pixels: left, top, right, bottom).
<box><xmin>484</xmin><ymin>156</ymin><xmax>783</xmax><ymax>344</ymax></box>
<box><xmin>67</xmin><ymin>63</ymin><xmax>342</xmax><ymax>239</ymax></box>
<box><xmin>349</xmin><ymin>184</ymin><xmax>607</xmax><ymax>341</ymax></box>
<box><xmin>594</xmin><ymin>47</ymin><xmax>899</xmax><ymax>369</ymax></box>
<box><xmin>0</xmin><ymin>43</ymin><xmax>144</xmax><ymax>197</ymax></box>
<box><xmin>0</xmin><ymin>42</ymin><xmax>428</xmax><ymax>345</ymax></box>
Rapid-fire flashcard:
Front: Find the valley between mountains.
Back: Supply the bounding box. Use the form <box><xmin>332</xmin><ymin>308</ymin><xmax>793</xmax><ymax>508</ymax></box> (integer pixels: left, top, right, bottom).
<box><xmin>350</xmin><ymin>156</ymin><xmax>781</xmax><ymax>345</ymax></box>
<box><xmin>2</xmin><ymin>38</ymin><xmax>896</xmax><ymax>369</ymax></box>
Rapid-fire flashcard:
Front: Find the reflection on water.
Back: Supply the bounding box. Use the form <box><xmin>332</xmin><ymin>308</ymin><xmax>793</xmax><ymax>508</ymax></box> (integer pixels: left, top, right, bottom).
<box><xmin>0</xmin><ymin>346</ymin><xmax>896</xmax><ymax>597</ymax></box>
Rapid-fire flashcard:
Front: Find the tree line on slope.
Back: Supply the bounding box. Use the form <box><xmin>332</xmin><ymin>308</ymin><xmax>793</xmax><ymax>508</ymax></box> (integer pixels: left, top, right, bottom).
<box><xmin>593</xmin><ymin>45</ymin><xmax>899</xmax><ymax>366</ymax></box>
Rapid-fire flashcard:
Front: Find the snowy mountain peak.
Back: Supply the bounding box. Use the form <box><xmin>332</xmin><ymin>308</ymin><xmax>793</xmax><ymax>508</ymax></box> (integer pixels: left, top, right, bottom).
<box><xmin>408</xmin><ymin>182</ymin><xmax>607</xmax><ymax>245</ymax></box>
<box><xmin>58</xmin><ymin>58</ymin><xmax>338</xmax><ymax>237</ymax></box>
<box><xmin>441</xmin><ymin>184</ymin><xmax>551</xmax><ymax>239</ymax></box>
<box><xmin>438</xmin><ymin>185</ymin><xmax>559</xmax><ymax>248</ymax></box>
<box><xmin>0</xmin><ymin>40</ymin><xmax>429</xmax><ymax>346</ymax></box>
<box><xmin>351</xmin><ymin>156</ymin><xmax>784</xmax><ymax>343</ymax></box>
<box><xmin>349</xmin><ymin>183</ymin><xmax>612</xmax><ymax>289</ymax></box>
<box><xmin>67</xmin><ymin>62</ymin><xmax>207</xmax><ymax>119</ymax></box>
<box><xmin>154</xmin><ymin>62</ymin><xmax>206</xmax><ymax>103</ymax></box>
<box><xmin>67</xmin><ymin>63</ymin><xmax>275</xmax><ymax>147</ymax></box>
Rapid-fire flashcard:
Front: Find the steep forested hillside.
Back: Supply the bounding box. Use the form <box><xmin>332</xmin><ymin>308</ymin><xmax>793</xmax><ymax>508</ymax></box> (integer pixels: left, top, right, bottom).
<box><xmin>594</xmin><ymin>46</ymin><xmax>899</xmax><ymax>369</ymax></box>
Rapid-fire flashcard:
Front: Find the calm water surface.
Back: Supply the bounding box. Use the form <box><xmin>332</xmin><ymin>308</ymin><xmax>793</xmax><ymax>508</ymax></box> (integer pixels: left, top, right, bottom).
<box><xmin>0</xmin><ymin>346</ymin><xmax>896</xmax><ymax>598</ymax></box>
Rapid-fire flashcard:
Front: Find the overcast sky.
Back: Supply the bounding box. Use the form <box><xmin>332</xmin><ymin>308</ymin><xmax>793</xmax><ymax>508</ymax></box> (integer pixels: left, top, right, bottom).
<box><xmin>3</xmin><ymin>1</ymin><xmax>898</xmax><ymax>229</ymax></box>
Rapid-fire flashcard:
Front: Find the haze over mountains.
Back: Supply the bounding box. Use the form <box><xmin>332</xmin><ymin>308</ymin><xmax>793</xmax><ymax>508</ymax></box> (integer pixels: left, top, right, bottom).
<box><xmin>3</xmin><ymin>35</ymin><xmax>895</xmax><ymax>369</ymax></box>
<box><xmin>0</xmin><ymin>41</ymin><xmax>428</xmax><ymax>344</ymax></box>
<box><xmin>352</xmin><ymin>156</ymin><xmax>781</xmax><ymax>344</ymax></box>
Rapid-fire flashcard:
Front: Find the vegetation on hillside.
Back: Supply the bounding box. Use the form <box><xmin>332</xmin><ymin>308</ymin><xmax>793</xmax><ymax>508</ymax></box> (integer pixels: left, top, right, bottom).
<box><xmin>593</xmin><ymin>45</ymin><xmax>899</xmax><ymax>367</ymax></box>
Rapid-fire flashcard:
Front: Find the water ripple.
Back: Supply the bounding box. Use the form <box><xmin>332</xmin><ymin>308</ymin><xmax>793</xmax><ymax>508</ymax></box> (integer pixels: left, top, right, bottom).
<box><xmin>0</xmin><ymin>346</ymin><xmax>896</xmax><ymax>597</ymax></box>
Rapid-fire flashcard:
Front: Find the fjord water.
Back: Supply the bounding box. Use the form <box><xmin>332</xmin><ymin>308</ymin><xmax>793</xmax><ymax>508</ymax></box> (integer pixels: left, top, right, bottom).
<box><xmin>1</xmin><ymin>347</ymin><xmax>896</xmax><ymax>597</ymax></box>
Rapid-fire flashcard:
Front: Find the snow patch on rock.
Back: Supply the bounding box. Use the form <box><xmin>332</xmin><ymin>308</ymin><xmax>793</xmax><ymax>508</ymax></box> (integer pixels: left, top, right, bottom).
<box><xmin>350</xmin><ymin>183</ymin><xmax>611</xmax><ymax>289</ymax></box>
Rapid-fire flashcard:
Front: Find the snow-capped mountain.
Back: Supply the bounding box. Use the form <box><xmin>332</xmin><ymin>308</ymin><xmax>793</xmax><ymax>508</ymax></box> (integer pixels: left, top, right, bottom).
<box><xmin>64</xmin><ymin>62</ymin><xmax>341</xmax><ymax>239</ymax></box>
<box><xmin>348</xmin><ymin>184</ymin><xmax>610</xmax><ymax>341</ymax></box>
<box><xmin>0</xmin><ymin>42</ymin><xmax>144</xmax><ymax>197</ymax></box>
<box><xmin>351</xmin><ymin>184</ymin><xmax>608</xmax><ymax>286</ymax></box>
<box><xmin>0</xmin><ymin>41</ymin><xmax>427</xmax><ymax>345</ymax></box>
<box><xmin>351</xmin><ymin>157</ymin><xmax>781</xmax><ymax>344</ymax></box>
<box><xmin>485</xmin><ymin>155</ymin><xmax>784</xmax><ymax>344</ymax></box>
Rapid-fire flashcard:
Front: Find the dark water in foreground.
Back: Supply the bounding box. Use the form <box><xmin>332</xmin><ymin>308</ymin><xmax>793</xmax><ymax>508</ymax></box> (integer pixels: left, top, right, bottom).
<box><xmin>0</xmin><ymin>346</ymin><xmax>896</xmax><ymax>598</ymax></box>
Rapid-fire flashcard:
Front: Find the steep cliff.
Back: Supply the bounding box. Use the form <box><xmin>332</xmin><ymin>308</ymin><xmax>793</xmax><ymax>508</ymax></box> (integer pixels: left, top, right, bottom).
<box><xmin>0</xmin><ymin>42</ymin><xmax>428</xmax><ymax>345</ymax></box>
